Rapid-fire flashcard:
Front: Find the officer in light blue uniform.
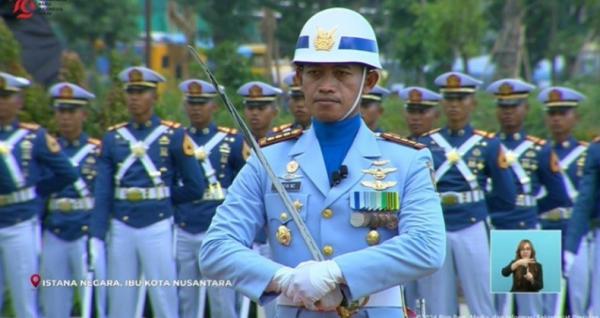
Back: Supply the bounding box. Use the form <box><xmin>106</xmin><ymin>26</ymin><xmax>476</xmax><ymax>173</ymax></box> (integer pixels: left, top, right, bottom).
<box><xmin>91</xmin><ymin>66</ymin><xmax>205</xmax><ymax>318</ymax></box>
<box><xmin>486</xmin><ymin>79</ymin><xmax>568</xmax><ymax>316</ymax></box>
<box><xmin>40</xmin><ymin>82</ymin><xmax>107</xmax><ymax>318</ymax></box>
<box><xmin>399</xmin><ymin>87</ymin><xmax>441</xmax><ymax>141</ymax></box>
<box><xmin>565</xmin><ymin>132</ymin><xmax>600</xmax><ymax>316</ymax></box>
<box><xmin>417</xmin><ymin>71</ymin><xmax>517</xmax><ymax>316</ymax></box>
<box><xmin>175</xmin><ymin>79</ymin><xmax>248</xmax><ymax>318</ymax></box>
<box><xmin>0</xmin><ymin>72</ymin><xmax>78</xmax><ymax>318</ymax></box>
<box><xmin>281</xmin><ymin>72</ymin><xmax>311</xmax><ymax>132</ymax></box>
<box><xmin>360</xmin><ymin>85</ymin><xmax>389</xmax><ymax>133</ymax></box>
<box><xmin>539</xmin><ymin>87</ymin><xmax>593</xmax><ymax>316</ymax></box>
<box><xmin>239</xmin><ymin>81</ymin><xmax>283</xmax><ymax>140</ymax></box>
<box><xmin>200</xmin><ymin>8</ymin><xmax>446</xmax><ymax>318</ymax></box>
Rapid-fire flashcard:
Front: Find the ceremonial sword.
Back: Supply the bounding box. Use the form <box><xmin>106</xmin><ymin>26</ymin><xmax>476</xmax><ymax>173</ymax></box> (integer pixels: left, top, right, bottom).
<box><xmin>187</xmin><ymin>46</ymin><xmax>366</xmax><ymax>318</ymax></box>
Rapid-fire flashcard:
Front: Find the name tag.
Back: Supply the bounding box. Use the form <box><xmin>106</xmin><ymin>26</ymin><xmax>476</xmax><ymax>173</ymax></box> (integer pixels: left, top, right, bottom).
<box><xmin>272</xmin><ymin>181</ymin><xmax>301</xmax><ymax>192</ymax></box>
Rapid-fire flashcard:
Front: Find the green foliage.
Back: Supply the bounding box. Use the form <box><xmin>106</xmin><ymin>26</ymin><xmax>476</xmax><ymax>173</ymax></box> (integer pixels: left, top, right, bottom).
<box><xmin>58</xmin><ymin>51</ymin><xmax>87</xmax><ymax>85</ymax></box>
<box><xmin>50</xmin><ymin>0</ymin><xmax>139</xmax><ymax>49</ymax></box>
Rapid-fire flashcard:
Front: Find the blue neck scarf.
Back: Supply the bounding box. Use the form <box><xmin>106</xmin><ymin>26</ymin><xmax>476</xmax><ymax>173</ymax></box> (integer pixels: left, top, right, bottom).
<box><xmin>312</xmin><ymin>114</ymin><xmax>361</xmax><ymax>185</ymax></box>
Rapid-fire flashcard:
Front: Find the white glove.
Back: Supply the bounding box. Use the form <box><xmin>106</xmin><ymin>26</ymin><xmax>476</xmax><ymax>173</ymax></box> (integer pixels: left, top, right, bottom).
<box><xmin>563</xmin><ymin>250</ymin><xmax>575</xmax><ymax>277</ymax></box>
<box><xmin>316</xmin><ymin>287</ymin><xmax>343</xmax><ymax>311</ymax></box>
<box><xmin>283</xmin><ymin>260</ymin><xmax>344</xmax><ymax>309</ymax></box>
<box><xmin>89</xmin><ymin>237</ymin><xmax>104</xmax><ymax>267</ymax></box>
<box><xmin>266</xmin><ymin>266</ymin><xmax>293</xmax><ymax>293</ymax></box>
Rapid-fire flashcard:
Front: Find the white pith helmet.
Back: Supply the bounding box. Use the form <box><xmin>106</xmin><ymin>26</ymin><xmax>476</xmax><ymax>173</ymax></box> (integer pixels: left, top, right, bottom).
<box><xmin>292</xmin><ymin>7</ymin><xmax>382</xmax><ymax>69</ymax></box>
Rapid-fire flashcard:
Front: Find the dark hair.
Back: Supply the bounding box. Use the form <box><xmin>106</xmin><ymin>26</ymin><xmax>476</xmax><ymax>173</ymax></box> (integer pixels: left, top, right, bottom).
<box><xmin>514</xmin><ymin>239</ymin><xmax>539</xmax><ymax>286</ymax></box>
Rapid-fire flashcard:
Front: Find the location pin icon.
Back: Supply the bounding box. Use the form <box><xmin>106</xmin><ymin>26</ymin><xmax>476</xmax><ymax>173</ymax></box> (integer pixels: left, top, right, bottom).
<box><xmin>30</xmin><ymin>274</ymin><xmax>40</xmax><ymax>288</ymax></box>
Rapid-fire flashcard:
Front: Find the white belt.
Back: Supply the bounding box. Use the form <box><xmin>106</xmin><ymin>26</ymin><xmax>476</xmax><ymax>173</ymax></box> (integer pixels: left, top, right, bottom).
<box><xmin>516</xmin><ymin>194</ymin><xmax>536</xmax><ymax>207</ymax></box>
<box><xmin>49</xmin><ymin>197</ymin><xmax>94</xmax><ymax>212</ymax></box>
<box><xmin>440</xmin><ymin>190</ymin><xmax>484</xmax><ymax>206</ymax></box>
<box><xmin>0</xmin><ymin>187</ymin><xmax>36</xmax><ymax>207</ymax></box>
<box><xmin>540</xmin><ymin>207</ymin><xmax>572</xmax><ymax>221</ymax></box>
<box><xmin>201</xmin><ymin>187</ymin><xmax>228</xmax><ymax>201</ymax></box>
<box><xmin>277</xmin><ymin>286</ymin><xmax>401</xmax><ymax>308</ymax></box>
<box><xmin>114</xmin><ymin>186</ymin><xmax>171</xmax><ymax>202</ymax></box>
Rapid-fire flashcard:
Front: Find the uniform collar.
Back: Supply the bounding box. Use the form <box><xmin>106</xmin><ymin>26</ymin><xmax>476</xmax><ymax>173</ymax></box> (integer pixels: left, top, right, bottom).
<box><xmin>499</xmin><ymin>129</ymin><xmax>525</xmax><ymax>141</ymax></box>
<box><xmin>130</xmin><ymin>115</ymin><xmax>160</xmax><ymax>130</ymax></box>
<box><xmin>59</xmin><ymin>133</ymin><xmax>88</xmax><ymax>148</ymax></box>
<box><xmin>0</xmin><ymin>120</ymin><xmax>19</xmax><ymax>132</ymax></box>
<box><xmin>445</xmin><ymin>123</ymin><xmax>473</xmax><ymax>137</ymax></box>
<box><xmin>553</xmin><ymin>135</ymin><xmax>577</xmax><ymax>149</ymax></box>
<box><xmin>189</xmin><ymin>122</ymin><xmax>216</xmax><ymax>135</ymax></box>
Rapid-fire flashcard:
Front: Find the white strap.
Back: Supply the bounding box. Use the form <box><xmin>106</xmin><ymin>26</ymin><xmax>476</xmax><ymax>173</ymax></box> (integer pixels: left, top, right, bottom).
<box><xmin>430</xmin><ymin>133</ymin><xmax>482</xmax><ymax>190</ymax></box>
<box><xmin>0</xmin><ymin>129</ymin><xmax>30</xmax><ymax>187</ymax></box>
<box><xmin>559</xmin><ymin>145</ymin><xmax>586</xmax><ymax>201</ymax></box>
<box><xmin>501</xmin><ymin>140</ymin><xmax>534</xmax><ymax>193</ymax></box>
<box><xmin>189</xmin><ymin>132</ymin><xmax>227</xmax><ymax>185</ymax></box>
<box><xmin>115</xmin><ymin>125</ymin><xmax>168</xmax><ymax>186</ymax></box>
<box><xmin>69</xmin><ymin>143</ymin><xmax>98</xmax><ymax>198</ymax></box>
<box><xmin>70</xmin><ymin>143</ymin><xmax>96</xmax><ymax>166</ymax></box>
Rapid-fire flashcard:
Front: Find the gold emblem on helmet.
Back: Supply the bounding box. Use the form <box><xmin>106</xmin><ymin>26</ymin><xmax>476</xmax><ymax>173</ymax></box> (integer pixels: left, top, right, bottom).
<box><xmin>446</xmin><ymin>75</ymin><xmax>461</xmax><ymax>88</ymax></box>
<box><xmin>409</xmin><ymin>89</ymin><xmax>422</xmax><ymax>103</ymax></box>
<box><xmin>59</xmin><ymin>85</ymin><xmax>74</xmax><ymax>99</ymax></box>
<box><xmin>249</xmin><ymin>85</ymin><xmax>263</xmax><ymax>98</ymax></box>
<box><xmin>314</xmin><ymin>27</ymin><xmax>336</xmax><ymax>51</ymax></box>
<box><xmin>499</xmin><ymin>82</ymin><xmax>513</xmax><ymax>95</ymax></box>
<box><xmin>549</xmin><ymin>89</ymin><xmax>562</xmax><ymax>102</ymax></box>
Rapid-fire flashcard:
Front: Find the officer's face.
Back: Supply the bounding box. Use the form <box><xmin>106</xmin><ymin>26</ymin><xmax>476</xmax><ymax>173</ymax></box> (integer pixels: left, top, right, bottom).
<box><xmin>125</xmin><ymin>87</ymin><xmax>156</xmax><ymax>117</ymax></box>
<box><xmin>545</xmin><ymin>107</ymin><xmax>577</xmax><ymax>136</ymax></box>
<box><xmin>54</xmin><ymin>107</ymin><xmax>86</xmax><ymax>136</ymax></box>
<box><xmin>289</xmin><ymin>95</ymin><xmax>311</xmax><ymax>126</ymax></box>
<box><xmin>496</xmin><ymin>102</ymin><xmax>528</xmax><ymax>132</ymax></box>
<box><xmin>185</xmin><ymin>100</ymin><xmax>217</xmax><ymax>128</ymax></box>
<box><xmin>441</xmin><ymin>94</ymin><xmax>476</xmax><ymax>123</ymax></box>
<box><xmin>298</xmin><ymin>63</ymin><xmax>378</xmax><ymax>122</ymax></box>
<box><xmin>244</xmin><ymin>103</ymin><xmax>278</xmax><ymax>133</ymax></box>
<box><xmin>404</xmin><ymin>106</ymin><xmax>439</xmax><ymax>136</ymax></box>
<box><xmin>359</xmin><ymin>101</ymin><xmax>383</xmax><ymax>128</ymax></box>
<box><xmin>0</xmin><ymin>91</ymin><xmax>23</xmax><ymax>124</ymax></box>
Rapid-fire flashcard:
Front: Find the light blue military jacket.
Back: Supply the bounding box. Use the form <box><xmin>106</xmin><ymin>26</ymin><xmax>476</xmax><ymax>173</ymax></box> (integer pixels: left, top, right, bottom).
<box><xmin>200</xmin><ymin>121</ymin><xmax>446</xmax><ymax>317</ymax></box>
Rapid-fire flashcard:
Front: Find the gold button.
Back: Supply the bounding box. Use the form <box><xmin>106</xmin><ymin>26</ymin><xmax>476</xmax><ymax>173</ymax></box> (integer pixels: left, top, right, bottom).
<box><xmin>54</xmin><ymin>228</ymin><xmax>60</xmax><ymax>234</ymax></box>
<box><xmin>293</xmin><ymin>200</ymin><xmax>303</xmax><ymax>212</ymax></box>
<box><xmin>519</xmin><ymin>221</ymin><xmax>525</xmax><ymax>228</ymax></box>
<box><xmin>181</xmin><ymin>223</ymin><xmax>186</xmax><ymax>227</ymax></box>
<box><xmin>81</xmin><ymin>225</ymin><xmax>89</xmax><ymax>232</ymax></box>
<box><xmin>470</xmin><ymin>217</ymin><xmax>476</xmax><ymax>223</ymax></box>
<box><xmin>366</xmin><ymin>230</ymin><xmax>380</xmax><ymax>246</ymax></box>
<box><xmin>322</xmin><ymin>245</ymin><xmax>334</xmax><ymax>256</ymax></box>
<box><xmin>122</xmin><ymin>216</ymin><xmax>129</xmax><ymax>221</ymax></box>
<box><xmin>159</xmin><ymin>213</ymin><xmax>164</xmax><ymax>217</ymax></box>
<box><xmin>322</xmin><ymin>208</ymin><xmax>333</xmax><ymax>219</ymax></box>
<box><xmin>280</xmin><ymin>212</ymin><xmax>289</xmax><ymax>222</ymax></box>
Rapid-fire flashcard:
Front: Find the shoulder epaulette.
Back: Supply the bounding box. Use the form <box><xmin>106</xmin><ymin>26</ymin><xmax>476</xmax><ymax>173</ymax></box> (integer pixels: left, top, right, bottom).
<box><xmin>88</xmin><ymin>138</ymin><xmax>101</xmax><ymax>146</ymax></box>
<box><xmin>593</xmin><ymin>136</ymin><xmax>600</xmax><ymax>143</ymax></box>
<box><xmin>107</xmin><ymin>122</ymin><xmax>127</xmax><ymax>131</ymax></box>
<box><xmin>259</xmin><ymin>129</ymin><xmax>303</xmax><ymax>147</ymax></box>
<box><xmin>19</xmin><ymin>122</ymin><xmax>40</xmax><ymax>130</ymax></box>
<box><xmin>474</xmin><ymin>129</ymin><xmax>494</xmax><ymax>138</ymax></box>
<box><xmin>161</xmin><ymin>120</ymin><xmax>181</xmax><ymax>128</ymax></box>
<box><xmin>579</xmin><ymin>140</ymin><xmax>589</xmax><ymax>147</ymax></box>
<box><xmin>271</xmin><ymin>123</ymin><xmax>293</xmax><ymax>133</ymax></box>
<box><xmin>422</xmin><ymin>128</ymin><xmax>441</xmax><ymax>136</ymax></box>
<box><xmin>218</xmin><ymin>126</ymin><xmax>238</xmax><ymax>135</ymax></box>
<box><xmin>526</xmin><ymin>135</ymin><xmax>546</xmax><ymax>145</ymax></box>
<box><xmin>380</xmin><ymin>132</ymin><xmax>426</xmax><ymax>150</ymax></box>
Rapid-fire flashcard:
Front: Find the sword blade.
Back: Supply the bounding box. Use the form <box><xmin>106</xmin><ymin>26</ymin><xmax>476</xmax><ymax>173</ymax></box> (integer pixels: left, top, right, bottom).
<box><xmin>187</xmin><ymin>45</ymin><xmax>324</xmax><ymax>262</ymax></box>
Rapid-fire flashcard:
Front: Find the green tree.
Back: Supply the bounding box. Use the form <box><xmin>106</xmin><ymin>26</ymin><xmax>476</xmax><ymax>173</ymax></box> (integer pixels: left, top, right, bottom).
<box><xmin>51</xmin><ymin>0</ymin><xmax>139</xmax><ymax>56</ymax></box>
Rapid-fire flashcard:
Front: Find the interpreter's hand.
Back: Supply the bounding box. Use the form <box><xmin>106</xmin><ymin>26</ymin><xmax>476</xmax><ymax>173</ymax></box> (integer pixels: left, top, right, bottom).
<box><xmin>283</xmin><ymin>260</ymin><xmax>343</xmax><ymax>309</ymax></box>
<box><xmin>315</xmin><ymin>287</ymin><xmax>343</xmax><ymax>311</ymax></box>
<box><xmin>524</xmin><ymin>267</ymin><xmax>534</xmax><ymax>282</ymax></box>
<box><xmin>515</xmin><ymin>258</ymin><xmax>534</xmax><ymax>268</ymax></box>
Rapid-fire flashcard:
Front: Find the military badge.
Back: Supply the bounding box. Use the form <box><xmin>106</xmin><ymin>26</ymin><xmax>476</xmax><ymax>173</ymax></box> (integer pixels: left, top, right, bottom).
<box><xmin>183</xmin><ymin>134</ymin><xmax>194</xmax><ymax>156</ymax></box>
<box><xmin>46</xmin><ymin>134</ymin><xmax>61</xmax><ymax>153</ymax></box>
<box><xmin>314</xmin><ymin>27</ymin><xmax>336</xmax><ymax>51</ymax></box>
<box><xmin>362</xmin><ymin>167</ymin><xmax>397</xmax><ymax>180</ymax></box>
